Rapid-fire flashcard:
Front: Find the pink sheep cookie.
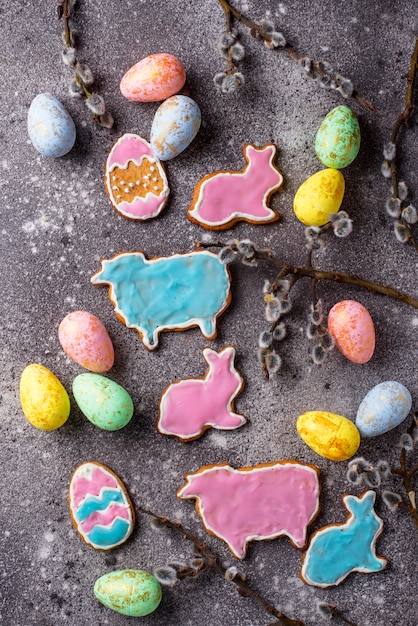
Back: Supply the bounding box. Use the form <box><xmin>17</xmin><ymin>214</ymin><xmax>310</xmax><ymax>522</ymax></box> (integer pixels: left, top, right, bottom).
<box><xmin>178</xmin><ymin>461</ymin><xmax>321</xmax><ymax>559</ymax></box>
<box><xmin>157</xmin><ymin>346</ymin><xmax>246</xmax><ymax>441</ymax></box>
<box><xmin>105</xmin><ymin>134</ymin><xmax>169</xmax><ymax>220</ymax></box>
<box><xmin>187</xmin><ymin>143</ymin><xmax>284</xmax><ymax>230</ymax></box>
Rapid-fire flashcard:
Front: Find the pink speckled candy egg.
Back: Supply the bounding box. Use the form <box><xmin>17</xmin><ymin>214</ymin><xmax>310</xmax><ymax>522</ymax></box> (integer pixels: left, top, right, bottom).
<box><xmin>120</xmin><ymin>53</ymin><xmax>186</xmax><ymax>102</ymax></box>
<box><xmin>327</xmin><ymin>300</ymin><xmax>375</xmax><ymax>364</ymax></box>
<box><xmin>58</xmin><ymin>311</ymin><xmax>114</xmax><ymax>373</ymax></box>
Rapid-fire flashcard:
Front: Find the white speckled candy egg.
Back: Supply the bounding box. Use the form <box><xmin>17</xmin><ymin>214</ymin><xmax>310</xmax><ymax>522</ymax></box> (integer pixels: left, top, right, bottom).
<box><xmin>315</xmin><ymin>106</ymin><xmax>361</xmax><ymax>169</ymax></box>
<box><xmin>20</xmin><ymin>364</ymin><xmax>70</xmax><ymax>430</ymax></box>
<box><xmin>58</xmin><ymin>311</ymin><xmax>114</xmax><ymax>373</ymax></box>
<box><xmin>327</xmin><ymin>300</ymin><xmax>375</xmax><ymax>364</ymax></box>
<box><xmin>293</xmin><ymin>169</ymin><xmax>345</xmax><ymax>226</ymax></box>
<box><xmin>356</xmin><ymin>381</ymin><xmax>412</xmax><ymax>437</ymax></box>
<box><xmin>28</xmin><ymin>93</ymin><xmax>76</xmax><ymax>157</ymax></box>
<box><xmin>150</xmin><ymin>95</ymin><xmax>201</xmax><ymax>161</ymax></box>
<box><xmin>72</xmin><ymin>373</ymin><xmax>134</xmax><ymax>430</ymax></box>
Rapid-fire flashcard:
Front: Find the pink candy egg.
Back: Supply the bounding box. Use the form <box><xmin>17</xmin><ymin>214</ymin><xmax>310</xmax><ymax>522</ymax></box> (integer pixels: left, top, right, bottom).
<box><xmin>327</xmin><ymin>300</ymin><xmax>375</xmax><ymax>364</ymax></box>
<box><xmin>58</xmin><ymin>311</ymin><xmax>114</xmax><ymax>373</ymax></box>
<box><xmin>120</xmin><ymin>53</ymin><xmax>186</xmax><ymax>102</ymax></box>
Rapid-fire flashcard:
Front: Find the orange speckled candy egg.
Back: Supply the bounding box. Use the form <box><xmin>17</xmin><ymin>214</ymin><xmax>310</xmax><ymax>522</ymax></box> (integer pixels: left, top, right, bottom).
<box><xmin>58</xmin><ymin>311</ymin><xmax>114</xmax><ymax>373</ymax></box>
<box><xmin>327</xmin><ymin>300</ymin><xmax>375</xmax><ymax>364</ymax></box>
<box><xmin>293</xmin><ymin>169</ymin><xmax>345</xmax><ymax>226</ymax></box>
<box><xmin>120</xmin><ymin>53</ymin><xmax>186</xmax><ymax>102</ymax></box>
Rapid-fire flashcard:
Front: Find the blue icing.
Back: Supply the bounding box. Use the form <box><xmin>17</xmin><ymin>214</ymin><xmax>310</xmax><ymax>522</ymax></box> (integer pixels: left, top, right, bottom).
<box><xmin>88</xmin><ymin>517</ymin><xmax>131</xmax><ymax>547</ymax></box>
<box><xmin>304</xmin><ymin>491</ymin><xmax>386</xmax><ymax>586</ymax></box>
<box><xmin>75</xmin><ymin>489</ymin><xmax>125</xmax><ymax>523</ymax></box>
<box><xmin>91</xmin><ymin>251</ymin><xmax>230</xmax><ymax>349</ymax></box>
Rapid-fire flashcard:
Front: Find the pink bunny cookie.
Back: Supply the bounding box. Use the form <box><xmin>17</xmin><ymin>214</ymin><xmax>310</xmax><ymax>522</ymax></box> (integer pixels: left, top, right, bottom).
<box><xmin>187</xmin><ymin>143</ymin><xmax>283</xmax><ymax>230</ymax></box>
<box><xmin>157</xmin><ymin>346</ymin><xmax>246</xmax><ymax>441</ymax></box>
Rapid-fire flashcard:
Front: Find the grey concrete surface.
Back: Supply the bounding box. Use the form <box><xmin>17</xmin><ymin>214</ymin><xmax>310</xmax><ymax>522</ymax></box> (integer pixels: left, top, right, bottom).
<box><xmin>1</xmin><ymin>1</ymin><xmax>417</xmax><ymax>625</ymax></box>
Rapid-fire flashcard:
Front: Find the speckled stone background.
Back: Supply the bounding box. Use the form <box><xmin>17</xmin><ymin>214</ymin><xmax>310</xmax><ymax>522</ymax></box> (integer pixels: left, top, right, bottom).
<box><xmin>1</xmin><ymin>2</ymin><xmax>417</xmax><ymax>625</ymax></box>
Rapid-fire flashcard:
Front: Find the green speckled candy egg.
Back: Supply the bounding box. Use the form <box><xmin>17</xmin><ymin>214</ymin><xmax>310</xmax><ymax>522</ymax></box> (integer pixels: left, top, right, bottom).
<box><xmin>315</xmin><ymin>106</ymin><xmax>360</xmax><ymax>169</ymax></box>
<box><xmin>94</xmin><ymin>570</ymin><xmax>162</xmax><ymax>616</ymax></box>
<box><xmin>72</xmin><ymin>373</ymin><xmax>134</xmax><ymax>430</ymax></box>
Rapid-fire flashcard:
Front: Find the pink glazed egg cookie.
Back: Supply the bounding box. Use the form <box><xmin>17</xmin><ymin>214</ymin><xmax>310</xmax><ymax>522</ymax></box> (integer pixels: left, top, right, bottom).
<box><xmin>120</xmin><ymin>53</ymin><xmax>186</xmax><ymax>102</ymax></box>
<box><xmin>105</xmin><ymin>134</ymin><xmax>169</xmax><ymax>220</ymax></box>
<box><xmin>327</xmin><ymin>300</ymin><xmax>375</xmax><ymax>364</ymax></box>
<box><xmin>187</xmin><ymin>143</ymin><xmax>283</xmax><ymax>230</ymax></box>
<box><xmin>58</xmin><ymin>311</ymin><xmax>114</xmax><ymax>373</ymax></box>
<box><xmin>178</xmin><ymin>461</ymin><xmax>321</xmax><ymax>559</ymax></box>
<box><xmin>157</xmin><ymin>346</ymin><xmax>246</xmax><ymax>441</ymax></box>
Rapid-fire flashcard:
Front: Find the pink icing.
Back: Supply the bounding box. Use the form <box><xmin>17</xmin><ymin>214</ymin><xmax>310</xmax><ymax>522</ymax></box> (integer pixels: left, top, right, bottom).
<box><xmin>188</xmin><ymin>144</ymin><xmax>283</xmax><ymax>227</ymax></box>
<box><xmin>107</xmin><ymin>134</ymin><xmax>155</xmax><ymax>170</ymax></box>
<box><xmin>178</xmin><ymin>462</ymin><xmax>320</xmax><ymax>559</ymax></box>
<box><xmin>81</xmin><ymin>504</ymin><xmax>131</xmax><ymax>533</ymax></box>
<box><xmin>117</xmin><ymin>194</ymin><xmax>168</xmax><ymax>219</ymax></box>
<box><xmin>158</xmin><ymin>347</ymin><xmax>245</xmax><ymax>440</ymax></box>
<box><xmin>71</xmin><ymin>466</ymin><xmax>118</xmax><ymax>509</ymax></box>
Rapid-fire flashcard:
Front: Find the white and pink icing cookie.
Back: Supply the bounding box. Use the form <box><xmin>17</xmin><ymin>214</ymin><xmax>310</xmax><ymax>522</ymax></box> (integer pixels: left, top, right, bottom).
<box><xmin>187</xmin><ymin>143</ymin><xmax>283</xmax><ymax>230</ymax></box>
<box><xmin>177</xmin><ymin>461</ymin><xmax>321</xmax><ymax>559</ymax></box>
<box><xmin>105</xmin><ymin>133</ymin><xmax>169</xmax><ymax>220</ymax></box>
<box><xmin>157</xmin><ymin>346</ymin><xmax>246</xmax><ymax>441</ymax></box>
<box><xmin>68</xmin><ymin>461</ymin><xmax>135</xmax><ymax>551</ymax></box>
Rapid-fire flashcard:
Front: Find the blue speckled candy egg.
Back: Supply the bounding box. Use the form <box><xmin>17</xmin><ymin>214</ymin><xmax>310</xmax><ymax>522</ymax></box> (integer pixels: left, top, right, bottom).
<box><xmin>315</xmin><ymin>105</ymin><xmax>360</xmax><ymax>169</ymax></box>
<box><xmin>150</xmin><ymin>95</ymin><xmax>201</xmax><ymax>161</ymax></box>
<box><xmin>356</xmin><ymin>381</ymin><xmax>412</xmax><ymax>437</ymax></box>
<box><xmin>28</xmin><ymin>93</ymin><xmax>76</xmax><ymax>157</ymax></box>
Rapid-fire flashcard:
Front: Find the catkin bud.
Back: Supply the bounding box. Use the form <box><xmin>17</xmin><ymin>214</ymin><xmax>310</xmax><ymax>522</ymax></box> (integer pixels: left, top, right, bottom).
<box><xmin>61</xmin><ymin>47</ymin><xmax>76</xmax><ymax>66</ymax></box>
<box><xmin>386</xmin><ymin>197</ymin><xmax>401</xmax><ymax>218</ymax></box>
<box><xmin>394</xmin><ymin>221</ymin><xmax>409</xmax><ymax>243</ymax></box>
<box><xmin>397</xmin><ymin>180</ymin><xmax>408</xmax><ymax>201</ymax></box>
<box><xmin>383</xmin><ymin>142</ymin><xmax>396</xmax><ymax>161</ymax></box>
<box><xmin>381</xmin><ymin>160</ymin><xmax>392</xmax><ymax>178</ymax></box>
<box><xmin>270</xmin><ymin>31</ymin><xmax>287</xmax><ymax>47</ymax></box>
<box><xmin>86</xmin><ymin>94</ymin><xmax>106</xmax><ymax>115</ymax></box>
<box><xmin>213</xmin><ymin>72</ymin><xmax>227</xmax><ymax>89</ymax></box>
<box><xmin>402</xmin><ymin>204</ymin><xmax>417</xmax><ymax>224</ymax></box>
<box><xmin>76</xmin><ymin>63</ymin><xmax>94</xmax><ymax>85</ymax></box>
<box><xmin>230</xmin><ymin>42</ymin><xmax>245</xmax><ymax>61</ymax></box>
<box><xmin>221</xmin><ymin>72</ymin><xmax>245</xmax><ymax>94</ymax></box>
<box><xmin>382</xmin><ymin>490</ymin><xmax>402</xmax><ymax>511</ymax></box>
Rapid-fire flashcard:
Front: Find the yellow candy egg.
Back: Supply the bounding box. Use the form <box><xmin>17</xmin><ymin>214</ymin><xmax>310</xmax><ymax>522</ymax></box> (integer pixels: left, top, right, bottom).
<box><xmin>293</xmin><ymin>169</ymin><xmax>345</xmax><ymax>225</ymax></box>
<box><xmin>297</xmin><ymin>411</ymin><xmax>360</xmax><ymax>461</ymax></box>
<box><xmin>20</xmin><ymin>364</ymin><xmax>70</xmax><ymax>430</ymax></box>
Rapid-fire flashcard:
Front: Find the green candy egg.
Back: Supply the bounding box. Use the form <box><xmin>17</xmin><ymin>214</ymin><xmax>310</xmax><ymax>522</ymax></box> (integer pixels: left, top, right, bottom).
<box><xmin>94</xmin><ymin>569</ymin><xmax>162</xmax><ymax>617</ymax></box>
<box><xmin>315</xmin><ymin>105</ymin><xmax>360</xmax><ymax>169</ymax></box>
<box><xmin>72</xmin><ymin>373</ymin><xmax>134</xmax><ymax>430</ymax></box>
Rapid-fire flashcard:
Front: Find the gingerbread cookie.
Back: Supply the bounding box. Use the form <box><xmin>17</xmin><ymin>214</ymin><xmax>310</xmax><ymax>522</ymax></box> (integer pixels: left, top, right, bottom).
<box><xmin>300</xmin><ymin>490</ymin><xmax>387</xmax><ymax>587</ymax></box>
<box><xmin>105</xmin><ymin>134</ymin><xmax>169</xmax><ymax>220</ymax></box>
<box><xmin>91</xmin><ymin>250</ymin><xmax>231</xmax><ymax>350</ymax></box>
<box><xmin>178</xmin><ymin>461</ymin><xmax>321</xmax><ymax>559</ymax></box>
<box><xmin>187</xmin><ymin>143</ymin><xmax>283</xmax><ymax>230</ymax></box>
<box><xmin>68</xmin><ymin>461</ymin><xmax>135</xmax><ymax>551</ymax></box>
<box><xmin>157</xmin><ymin>346</ymin><xmax>246</xmax><ymax>441</ymax></box>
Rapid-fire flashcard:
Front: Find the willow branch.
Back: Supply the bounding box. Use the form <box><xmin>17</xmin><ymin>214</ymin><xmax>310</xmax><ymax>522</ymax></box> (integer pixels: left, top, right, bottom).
<box><xmin>140</xmin><ymin>506</ymin><xmax>305</xmax><ymax>626</ymax></box>
<box><xmin>197</xmin><ymin>241</ymin><xmax>418</xmax><ymax>309</ymax></box>
<box><xmin>216</xmin><ymin>0</ymin><xmax>375</xmax><ymax>111</ymax></box>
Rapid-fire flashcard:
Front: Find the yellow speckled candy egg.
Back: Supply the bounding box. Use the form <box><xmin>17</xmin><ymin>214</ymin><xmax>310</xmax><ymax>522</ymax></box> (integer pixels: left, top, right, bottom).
<box><xmin>293</xmin><ymin>169</ymin><xmax>345</xmax><ymax>225</ymax></box>
<box><xmin>315</xmin><ymin>105</ymin><xmax>361</xmax><ymax>169</ymax></box>
<box><xmin>297</xmin><ymin>411</ymin><xmax>360</xmax><ymax>461</ymax></box>
<box><xmin>327</xmin><ymin>300</ymin><xmax>375</xmax><ymax>364</ymax></box>
<box><xmin>20</xmin><ymin>364</ymin><xmax>70</xmax><ymax>430</ymax></box>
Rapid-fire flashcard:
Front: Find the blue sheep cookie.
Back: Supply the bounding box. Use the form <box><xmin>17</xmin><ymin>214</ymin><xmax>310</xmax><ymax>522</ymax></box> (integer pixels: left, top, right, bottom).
<box><xmin>91</xmin><ymin>250</ymin><xmax>231</xmax><ymax>350</ymax></box>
